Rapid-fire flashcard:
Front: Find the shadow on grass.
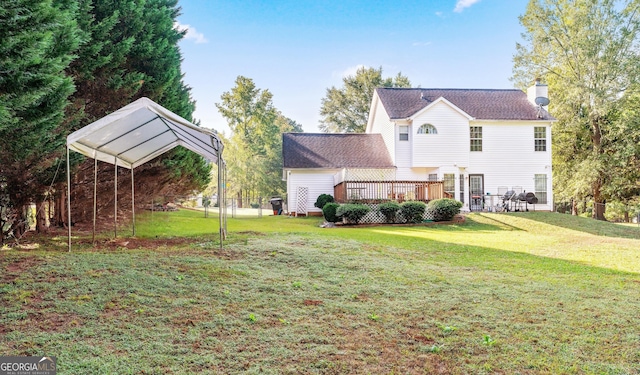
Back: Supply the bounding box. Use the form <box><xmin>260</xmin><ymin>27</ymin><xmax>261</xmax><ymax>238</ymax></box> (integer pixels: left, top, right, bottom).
<box><xmin>459</xmin><ymin>213</ymin><xmax>525</xmax><ymax>232</ymax></box>
<box><xmin>347</xmin><ymin>225</ymin><xmax>640</xmax><ymax>277</ymax></box>
<box><xmin>512</xmin><ymin>211</ymin><xmax>640</xmax><ymax>240</ymax></box>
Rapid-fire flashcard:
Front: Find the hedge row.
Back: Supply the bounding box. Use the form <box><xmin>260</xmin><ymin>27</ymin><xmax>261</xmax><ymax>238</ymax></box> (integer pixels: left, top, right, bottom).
<box><xmin>320</xmin><ymin>196</ymin><xmax>462</xmax><ymax>224</ymax></box>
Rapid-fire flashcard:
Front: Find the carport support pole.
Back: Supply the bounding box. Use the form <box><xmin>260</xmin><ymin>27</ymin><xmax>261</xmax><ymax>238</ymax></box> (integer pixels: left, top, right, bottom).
<box><xmin>131</xmin><ymin>166</ymin><xmax>135</xmax><ymax>236</ymax></box>
<box><xmin>114</xmin><ymin>157</ymin><xmax>117</xmax><ymax>238</ymax></box>
<box><xmin>67</xmin><ymin>145</ymin><xmax>71</xmax><ymax>252</ymax></box>
<box><xmin>92</xmin><ymin>156</ymin><xmax>97</xmax><ymax>243</ymax></box>
<box><xmin>218</xmin><ymin>150</ymin><xmax>223</xmax><ymax>250</ymax></box>
<box><xmin>223</xmin><ymin>165</ymin><xmax>228</xmax><ymax>235</ymax></box>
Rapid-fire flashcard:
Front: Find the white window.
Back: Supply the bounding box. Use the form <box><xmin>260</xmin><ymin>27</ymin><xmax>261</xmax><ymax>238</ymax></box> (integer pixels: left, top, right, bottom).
<box><xmin>428</xmin><ymin>173</ymin><xmax>438</xmax><ymax>181</ymax></box>
<box><xmin>535</xmin><ymin>174</ymin><xmax>547</xmax><ymax>204</ymax></box>
<box><xmin>399</xmin><ymin>126</ymin><xmax>409</xmax><ymax>141</ymax></box>
<box><xmin>470</xmin><ymin>126</ymin><xmax>482</xmax><ymax>151</ymax></box>
<box><xmin>417</xmin><ymin>124</ymin><xmax>438</xmax><ymax>134</ymax></box>
<box><xmin>534</xmin><ymin>127</ymin><xmax>547</xmax><ymax>151</ymax></box>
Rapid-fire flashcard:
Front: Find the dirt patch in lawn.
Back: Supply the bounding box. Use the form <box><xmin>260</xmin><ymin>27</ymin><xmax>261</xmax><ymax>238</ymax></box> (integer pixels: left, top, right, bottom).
<box><xmin>326</xmin><ymin>325</ymin><xmax>453</xmax><ymax>374</ymax></box>
<box><xmin>90</xmin><ymin>237</ymin><xmax>195</xmax><ymax>250</ymax></box>
<box><xmin>31</xmin><ymin>311</ymin><xmax>84</xmax><ymax>332</ymax></box>
<box><xmin>2</xmin><ymin>256</ymin><xmax>43</xmax><ymax>283</ymax></box>
<box><xmin>4</xmin><ymin>311</ymin><xmax>84</xmax><ymax>334</ymax></box>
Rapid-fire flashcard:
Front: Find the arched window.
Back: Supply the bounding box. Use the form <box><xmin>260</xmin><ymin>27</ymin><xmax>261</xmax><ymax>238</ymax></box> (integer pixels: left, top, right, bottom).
<box><xmin>417</xmin><ymin>124</ymin><xmax>438</xmax><ymax>134</ymax></box>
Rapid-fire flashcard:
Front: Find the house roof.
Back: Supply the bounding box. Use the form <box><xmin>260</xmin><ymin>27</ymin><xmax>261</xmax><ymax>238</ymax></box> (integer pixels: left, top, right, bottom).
<box><xmin>376</xmin><ymin>88</ymin><xmax>555</xmax><ymax>121</ymax></box>
<box><xmin>283</xmin><ymin>133</ymin><xmax>394</xmax><ymax>169</ymax></box>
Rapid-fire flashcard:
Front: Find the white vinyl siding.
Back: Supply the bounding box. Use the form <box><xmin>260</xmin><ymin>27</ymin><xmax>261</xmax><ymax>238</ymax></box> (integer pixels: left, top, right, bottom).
<box><xmin>467</xmin><ymin>122</ymin><xmax>553</xmax><ymax>209</ymax></box>
<box><xmin>395</xmin><ymin>167</ymin><xmax>438</xmax><ymax>181</ymax></box>
<box><xmin>287</xmin><ymin>170</ymin><xmax>337</xmax><ymax>214</ymax></box>
<box><xmin>370</xmin><ymin>98</ymin><xmax>396</xmax><ymax>163</ymax></box>
<box><xmin>395</xmin><ymin>124</ymin><xmax>412</xmax><ymax>172</ymax></box>
<box><xmin>411</xmin><ymin>101</ymin><xmax>470</xmax><ymax>168</ymax></box>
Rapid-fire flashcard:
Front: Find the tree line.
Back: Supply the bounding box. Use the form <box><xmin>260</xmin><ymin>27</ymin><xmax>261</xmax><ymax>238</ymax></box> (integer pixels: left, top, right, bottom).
<box><xmin>513</xmin><ymin>0</ymin><xmax>640</xmax><ymax>220</ymax></box>
<box><xmin>0</xmin><ymin>0</ymin><xmax>209</xmax><ymax>244</ymax></box>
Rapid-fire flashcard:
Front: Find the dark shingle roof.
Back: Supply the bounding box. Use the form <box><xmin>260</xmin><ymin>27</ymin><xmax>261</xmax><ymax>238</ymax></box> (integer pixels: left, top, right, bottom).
<box><xmin>283</xmin><ymin>133</ymin><xmax>394</xmax><ymax>169</ymax></box>
<box><xmin>376</xmin><ymin>88</ymin><xmax>555</xmax><ymax>121</ymax></box>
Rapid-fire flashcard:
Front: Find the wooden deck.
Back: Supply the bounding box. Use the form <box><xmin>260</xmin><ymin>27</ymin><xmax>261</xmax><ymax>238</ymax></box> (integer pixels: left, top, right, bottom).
<box><xmin>334</xmin><ymin>180</ymin><xmax>451</xmax><ymax>203</ymax></box>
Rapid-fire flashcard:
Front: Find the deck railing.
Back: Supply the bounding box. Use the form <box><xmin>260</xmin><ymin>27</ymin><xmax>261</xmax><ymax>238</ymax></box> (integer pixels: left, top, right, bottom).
<box><xmin>334</xmin><ymin>180</ymin><xmax>451</xmax><ymax>203</ymax></box>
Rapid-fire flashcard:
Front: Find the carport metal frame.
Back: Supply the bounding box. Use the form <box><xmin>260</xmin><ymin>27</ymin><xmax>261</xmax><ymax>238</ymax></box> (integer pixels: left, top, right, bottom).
<box><xmin>66</xmin><ymin>98</ymin><xmax>226</xmax><ymax>251</ymax></box>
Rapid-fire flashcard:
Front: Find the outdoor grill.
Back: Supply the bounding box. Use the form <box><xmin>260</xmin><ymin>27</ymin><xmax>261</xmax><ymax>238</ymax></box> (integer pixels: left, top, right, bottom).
<box><xmin>501</xmin><ymin>190</ymin><xmax>538</xmax><ymax>212</ymax></box>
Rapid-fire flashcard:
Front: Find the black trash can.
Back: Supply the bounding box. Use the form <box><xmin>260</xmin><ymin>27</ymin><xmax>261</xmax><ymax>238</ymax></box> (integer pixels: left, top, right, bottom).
<box><xmin>269</xmin><ymin>198</ymin><xmax>283</xmax><ymax>215</ymax></box>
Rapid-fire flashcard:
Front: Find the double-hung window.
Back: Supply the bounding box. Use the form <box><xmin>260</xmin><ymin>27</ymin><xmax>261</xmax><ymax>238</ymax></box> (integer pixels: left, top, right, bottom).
<box><xmin>470</xmin><ymin>126</ymin><xmax>482</xmax><ymax>151</ymax></box>
<box><xmin>534</xmin><ymin>127</ymin><xmax>547</xmax><ymax>151</ymax></box>
<box><xmin>399</xmin><ymin>125</ymin><xmax>409</xmax><ymax>141</ymax></box>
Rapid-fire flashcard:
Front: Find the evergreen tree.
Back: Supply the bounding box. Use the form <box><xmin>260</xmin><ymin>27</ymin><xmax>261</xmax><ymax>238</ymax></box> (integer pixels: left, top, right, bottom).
<box><xmin>0</xmin><ymin>0</ymin><xmax>81</xmax><ymax>241</ymax></box>
<box><xmin>63</xmin><ymin>0</ymin><xmax>210</xmax><ymax>224</ymax></box>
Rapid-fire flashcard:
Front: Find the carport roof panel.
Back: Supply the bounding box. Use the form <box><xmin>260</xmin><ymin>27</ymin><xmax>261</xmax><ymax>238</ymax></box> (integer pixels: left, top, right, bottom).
<box><xmin>67</xmin><ymin>97</ymin><xmax>223</xmax><ymax>169</ymax></box>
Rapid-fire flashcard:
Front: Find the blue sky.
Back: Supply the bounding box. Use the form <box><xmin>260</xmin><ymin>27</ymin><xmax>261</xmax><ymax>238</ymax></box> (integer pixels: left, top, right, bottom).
<box><xmin>176</xmin><ymin>0</ymin><xmax>531</xmax><ymax>133</ymax></box>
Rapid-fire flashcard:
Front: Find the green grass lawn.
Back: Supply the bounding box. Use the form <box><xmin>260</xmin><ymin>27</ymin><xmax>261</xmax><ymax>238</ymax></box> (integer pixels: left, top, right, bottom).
<box><xmin>1</xmin><ymin>211</ymin><xmax>639</xmax><ymax>374</ymax></box>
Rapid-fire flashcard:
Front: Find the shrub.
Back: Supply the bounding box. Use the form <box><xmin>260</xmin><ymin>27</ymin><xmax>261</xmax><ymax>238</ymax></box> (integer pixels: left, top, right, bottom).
<box><xmin>250</xmin><ymin>202</ymin><xmax>260</xmax><ymax>209</ymax></box>
<box><xmin>400</xmin><ymin>201</ymin><xmax>427</xmax><ymax>223</ymax></box>
<box><xmin>428</xmin><ymin>198</ymin><xmax>463</xmax><ymax>222</ymax></box>
<box><xmin>314</xmin><ymin>194</ymin><xmax>335</xmax><ymax>209</ymax></box>
<box><xmin>336</xmin><ymin>203</ymin><xmax>371</xmax><ymax>224</ymax></box>
<box><xmin>322</xmin><ymin>202</ymin><xmax>340</xmax><ymax>223</ymax></box>
<box><xmin>378</xmin><ymin>201</ymin><xmax>401</xmax><ymax>223</ymax></box>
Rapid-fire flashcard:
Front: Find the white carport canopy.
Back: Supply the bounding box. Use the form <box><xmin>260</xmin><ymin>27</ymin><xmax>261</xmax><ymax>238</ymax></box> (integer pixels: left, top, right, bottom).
<box><xmin>66</xmin><ymin>97</ymin><xmax>226</xmax><ymax>250</ymax></box>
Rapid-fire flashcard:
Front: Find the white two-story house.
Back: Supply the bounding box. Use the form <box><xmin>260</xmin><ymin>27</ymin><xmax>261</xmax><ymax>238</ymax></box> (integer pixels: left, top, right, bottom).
<box><xmin>283</xmin><ymin>82</ymin><xmax>554</xmax><ymax>215</ymax></box>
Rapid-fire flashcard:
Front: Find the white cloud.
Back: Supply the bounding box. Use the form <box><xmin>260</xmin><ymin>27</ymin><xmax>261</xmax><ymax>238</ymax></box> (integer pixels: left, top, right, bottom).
<box><xmin>412</xmin><ymin>41</ymin><xmax>432</xmax><ymax>47</ymax></box>
<box><xmin>453</xmin><ymin>0</ymin><xmax>481</xmax><ymax>13</ymax></box>
<box><xmin>174</xmin><ymin>22</ymin><xmax>208</xmax><ymax>44</ymax></box>
<box><xmin>435</xmin><ymin>11</ymin><xmax>444</xmax><ymax>17</ymax></box>
<box><xmin>341</xmin><ymin>64</ymin><xmax>369</xmax><ymax>78</ymax></box>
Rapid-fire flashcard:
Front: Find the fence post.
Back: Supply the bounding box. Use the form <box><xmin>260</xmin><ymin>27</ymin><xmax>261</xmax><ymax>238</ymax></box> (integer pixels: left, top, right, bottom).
<box><xmin>258</xmin><ymin>197</ymin><xmax>262</xmax><ymax>218</ymax></box>
<box><xmin>232</xmin><ymin>198</ymin><xmax>236</xmax><ymax>218</ymax></box>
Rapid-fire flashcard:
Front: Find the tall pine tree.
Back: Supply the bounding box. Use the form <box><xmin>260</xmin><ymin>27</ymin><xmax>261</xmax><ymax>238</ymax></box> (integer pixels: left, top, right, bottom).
<box><xmin>63</xmin><ymin>0</ymin><xmax>210</xmax><ymax>224</ymax></box>
<box><xmin>0</xmin><ymin>0</ymin><xmax>81</xmax><ymax>242</ymax></box>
